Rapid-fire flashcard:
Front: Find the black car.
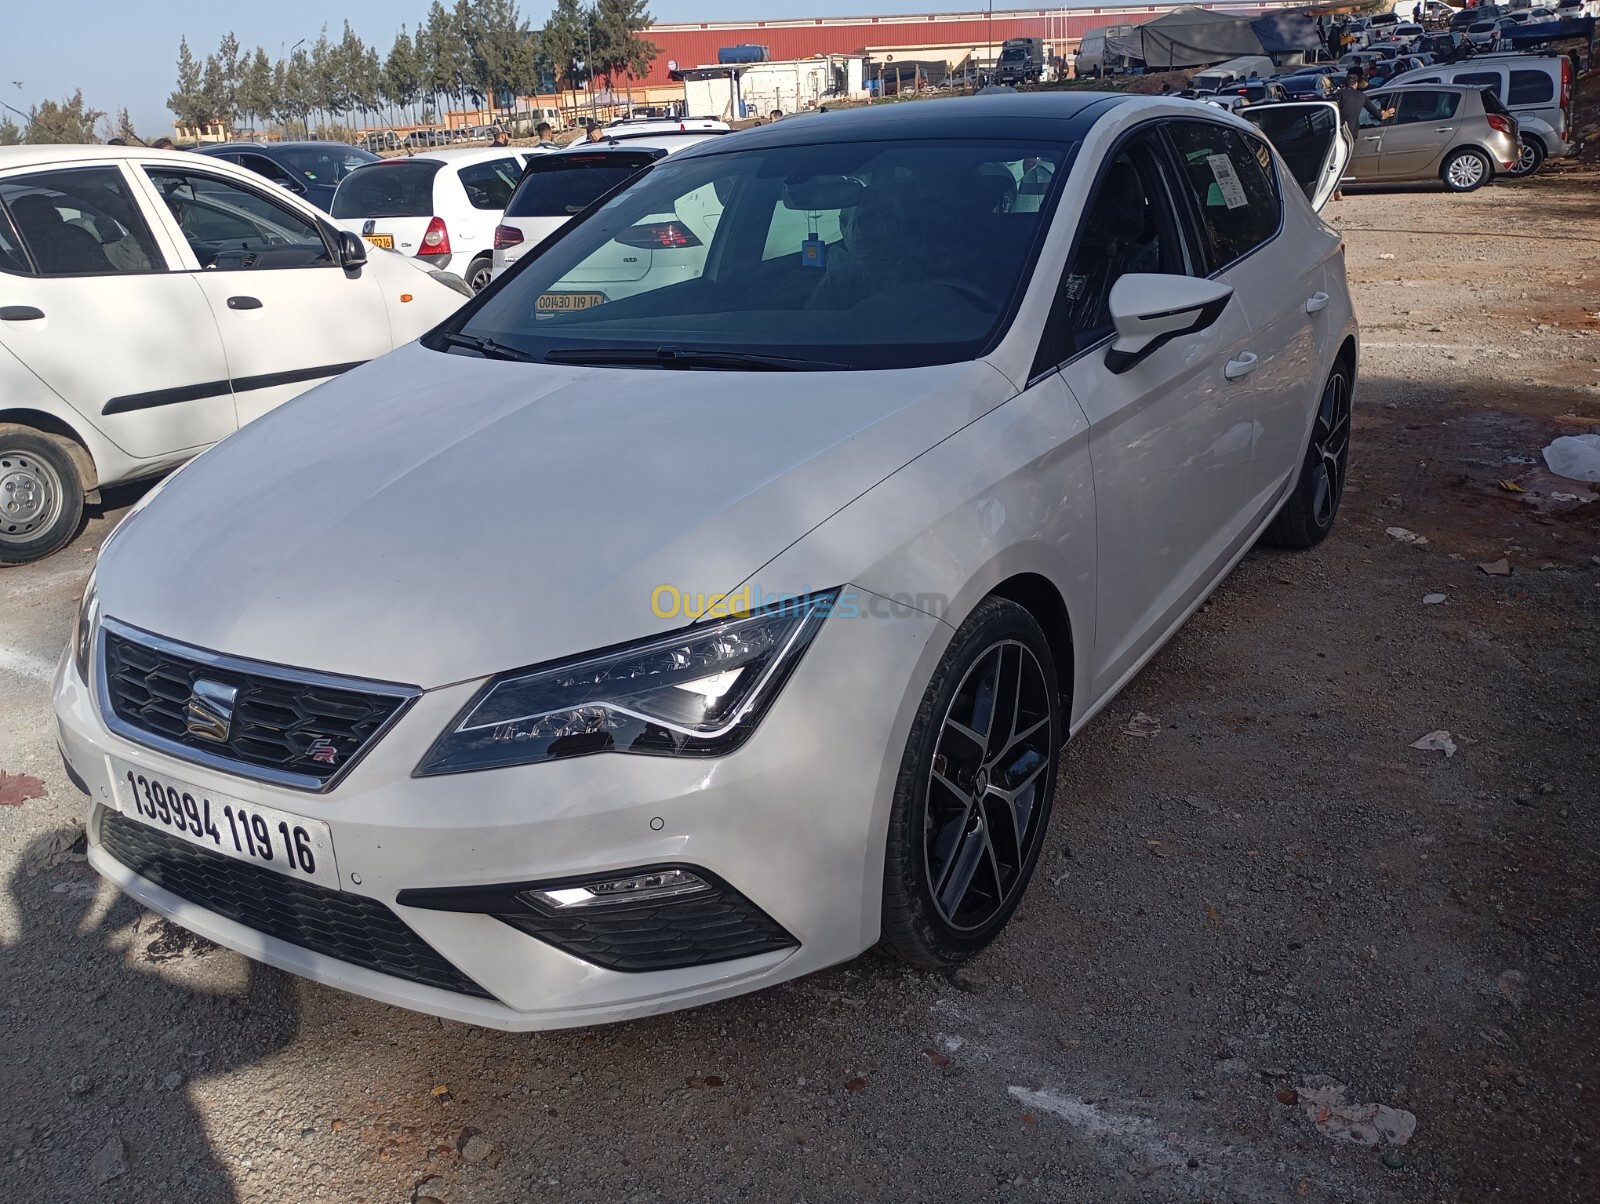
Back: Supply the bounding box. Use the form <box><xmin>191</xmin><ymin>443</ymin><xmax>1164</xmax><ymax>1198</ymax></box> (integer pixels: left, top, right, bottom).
<box><xmin>1420</xmin><ymin>31</ymin><xmax>1467</xmax><ymax>59</ymax></box>
<box><xmin>197</xmin><ymin>142</ymin><xmax>380</xmax><ymax>213</ymax></box>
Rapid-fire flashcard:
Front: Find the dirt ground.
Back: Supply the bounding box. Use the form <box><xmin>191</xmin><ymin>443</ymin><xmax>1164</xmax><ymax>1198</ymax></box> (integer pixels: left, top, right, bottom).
<box><xmin>2</xmin><ymin>164</ymin><xmax>1598</xmax><ymax>1204</ymax></box>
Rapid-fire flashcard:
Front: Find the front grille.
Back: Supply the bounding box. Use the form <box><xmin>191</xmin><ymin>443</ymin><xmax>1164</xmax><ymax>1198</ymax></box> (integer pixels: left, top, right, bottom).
<box><xmin>99</xmin><ymin>810</ymin><xmax>492</xmax><ymax>999</ymax></box>
<box><xmin>100</xmin><ymin>623</ymin><xmax>414</xmax><ymax>789</ymax></box>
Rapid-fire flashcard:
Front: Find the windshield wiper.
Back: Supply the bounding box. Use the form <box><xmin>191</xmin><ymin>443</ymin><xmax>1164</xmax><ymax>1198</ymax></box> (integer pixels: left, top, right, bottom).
<box><xmin>543</xmin><ymin>346</ymin><xmax>846</xmax><ymax>371</ymax></box>
<box><xmin>441</xmin><ymin>331</ymin><xmax>537</xmax><ymax>362</ymax></box>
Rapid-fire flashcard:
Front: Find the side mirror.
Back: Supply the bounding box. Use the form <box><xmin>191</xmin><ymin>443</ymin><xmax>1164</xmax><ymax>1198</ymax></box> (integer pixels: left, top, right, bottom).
<box><xmin>336</xmin><ymin>228</ymin><xmax>368</xmax><ymax>271</ymax></box>
<box><xmin>1104</xmin><ymin>274</ymin><xmax>1233</xmax><ymax>374</ymax></box>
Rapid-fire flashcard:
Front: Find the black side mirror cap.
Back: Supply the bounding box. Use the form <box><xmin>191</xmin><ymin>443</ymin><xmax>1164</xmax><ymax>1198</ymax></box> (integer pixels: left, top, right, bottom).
<box><xmin>336</xmin><ymin>228</ymin><xmax>368</xmax><ymax>270</ymax></box>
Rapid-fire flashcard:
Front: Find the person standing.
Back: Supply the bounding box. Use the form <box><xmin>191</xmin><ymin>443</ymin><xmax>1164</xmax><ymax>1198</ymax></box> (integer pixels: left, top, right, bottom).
<box><xmin>534</xmin><ymin>122</ymin><xmax>559</xmax><ymax>149</ymax></box>
<box><xmin>1333</xmin><ymin>70</ymin><xmax>1394</xmax><ymax>200</ymax></box>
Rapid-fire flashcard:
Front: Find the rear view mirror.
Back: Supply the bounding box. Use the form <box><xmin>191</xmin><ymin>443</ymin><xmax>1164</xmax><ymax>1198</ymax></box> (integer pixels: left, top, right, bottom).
<box><xmin>1104</xmin><ymin>274</ymin><xmax>1233</xmax><ymax>374</ymax></box>
<box><xmin>335</xmin><ymin>228</ymin><xmax>368</xmax><ymax>271</ymax></box>
<box><xmin>781</xmin><ymin>175</ymin><xmax>864</xmax><ymax>211</ymax></box>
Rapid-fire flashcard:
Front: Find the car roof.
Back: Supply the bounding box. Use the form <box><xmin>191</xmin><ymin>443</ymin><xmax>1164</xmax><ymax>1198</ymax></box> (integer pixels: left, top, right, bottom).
<box><xmin>681</xmin><ymin>92</ymin><xmax>1134</xmax><ymax>153</ymax></box>
<box><xmin>545</xmin><ymin>133</ymin><xmax>721</xmax><ymax>156</ymax></box>
<box><xmin>408</xmin><ymin>146</ymin><xmax>536</xmax><ymax>165</ymax></box>
<box><xmin>200</xmin><ymin>141</ymin><xmax>368</xmax><ymax>154</ymax></box>
<box><xmin>0</xmin><ymin>144</ymin><xmax>256</xmax><ymax>169</ymax></box>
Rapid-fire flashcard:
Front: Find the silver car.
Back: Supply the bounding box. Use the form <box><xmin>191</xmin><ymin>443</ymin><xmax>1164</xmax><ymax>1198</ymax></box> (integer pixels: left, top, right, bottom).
<box><xmin>1319</xmin><ymin>83</ymin><xmax>1519</xmax><ymax>191</ymax></box>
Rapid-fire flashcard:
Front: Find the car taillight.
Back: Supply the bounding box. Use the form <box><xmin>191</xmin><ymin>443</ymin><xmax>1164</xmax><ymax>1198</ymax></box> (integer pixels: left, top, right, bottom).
<box><xmin>613</xmin><ymin>221</ymin><xmax>702</xmax><ymax>249</ymax></box>
<box><xmin>1560</xmin><ymin>56</ymin><xmax>1570</xmax><ymax>111</ymax></box>
<box><xmin>419</xmin><ymin>216</ymin><xmax>451</xmax><ymax>258</ymax></box>
<box><xmin>493</xmin><ymin>224</ymin><xmax>523</xmax><ymax>250</ymax></box>
<box><xmin>1486</xmin><ymin>114</ymin><xmax>1513</xmax><ymax>135</ymax></box>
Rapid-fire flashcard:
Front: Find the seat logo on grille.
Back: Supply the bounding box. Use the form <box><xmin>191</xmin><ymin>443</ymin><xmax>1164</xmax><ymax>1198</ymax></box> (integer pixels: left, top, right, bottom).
<box><xmin>185</xmin><ymin>679</ymin><xmax>239</xmax><ymax>743</ymax></box>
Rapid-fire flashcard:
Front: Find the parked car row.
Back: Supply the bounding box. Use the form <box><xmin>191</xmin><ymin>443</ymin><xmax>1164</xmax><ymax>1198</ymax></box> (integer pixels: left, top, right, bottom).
<box><xmin>52</xmin><ymin>92</ymin><xmax>1364</xmax><ymax>1032</ymax></box>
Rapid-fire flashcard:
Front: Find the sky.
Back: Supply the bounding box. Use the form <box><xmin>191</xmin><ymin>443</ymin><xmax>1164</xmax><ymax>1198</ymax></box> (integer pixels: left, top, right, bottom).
<box><xmin>3</xmin><ymin>1</ymin><xmax>1111</xmax><ymax>136</ymax></box>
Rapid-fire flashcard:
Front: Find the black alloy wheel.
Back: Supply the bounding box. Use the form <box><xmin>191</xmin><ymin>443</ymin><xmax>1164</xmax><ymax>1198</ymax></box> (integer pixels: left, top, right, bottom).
<box><xmin>1264</xmin><ymin>363</ymin><xmax>1352</xmax><ymax>549</ymax></box>
<box><xmin>881</xmin><ymin>597</ymin><xmax>1061</xmax><ymax>966</ymax></box>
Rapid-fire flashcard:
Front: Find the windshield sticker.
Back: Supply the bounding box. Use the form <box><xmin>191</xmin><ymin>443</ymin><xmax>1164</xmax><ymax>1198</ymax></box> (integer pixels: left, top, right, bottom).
<box><xmin>1206</xmin><ymin>154</ymin><xmax>1249</xmax><ymax>210</ymax></box>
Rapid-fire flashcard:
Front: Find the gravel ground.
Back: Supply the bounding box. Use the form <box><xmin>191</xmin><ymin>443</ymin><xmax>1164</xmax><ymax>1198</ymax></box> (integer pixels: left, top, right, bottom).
<box><xmin>2</xmin><ymin>169</ymin><xmax>1597</xmax><ymax>1204</ymax></box>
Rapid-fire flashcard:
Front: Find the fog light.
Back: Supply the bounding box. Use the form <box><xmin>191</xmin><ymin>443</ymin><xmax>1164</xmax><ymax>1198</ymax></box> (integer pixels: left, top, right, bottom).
<box><xmin>525</xmin><ymin>868</ymin><xmax>710</xmax><ymax>910</ymax></box>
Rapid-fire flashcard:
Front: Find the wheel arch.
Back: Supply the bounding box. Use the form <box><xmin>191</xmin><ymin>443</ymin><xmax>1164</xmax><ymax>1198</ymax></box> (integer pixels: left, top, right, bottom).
<box><xmin>987</xmin><ymin>572</ymin><xmax>1076</xmax><ymax>709</ymax></box>
<box><xmin>0</xmin><ymin>408</ymin><xmax>99</xmax><ymax>493</ymax></box>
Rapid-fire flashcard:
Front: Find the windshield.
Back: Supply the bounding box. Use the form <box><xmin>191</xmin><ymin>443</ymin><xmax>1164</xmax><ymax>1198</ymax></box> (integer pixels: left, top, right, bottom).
<box><xmin>446</xmin><ymin>137</ymin><xmax>1074</xmax><ymax>371</ymax></box>
<box><xmin>331</xmin><ymin>161</ymin><xmax>442</xmax><ymax>218</ymax></box>
<box><xmin>275</xmin><ymin>146</ymin><xmax>378</xmax><ymax>186</ymax></box>
<box><xmin>505</xmin><ymin>152</ymin><xmax>662</xmax><ymax>217</ymax></box>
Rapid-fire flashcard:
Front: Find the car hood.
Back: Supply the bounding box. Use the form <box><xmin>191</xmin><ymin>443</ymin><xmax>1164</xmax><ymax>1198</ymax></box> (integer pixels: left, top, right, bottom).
<box><xmin>99</xmin><ymin>342</ymin><xmax>1013</xmax><ymax>688</ymax></box>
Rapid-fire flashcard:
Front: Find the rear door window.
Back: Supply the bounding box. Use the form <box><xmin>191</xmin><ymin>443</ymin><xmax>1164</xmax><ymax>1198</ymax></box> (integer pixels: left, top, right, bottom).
<box><xmin>0</xmin><ymin>166</ymin><xmax>165</xmax><ymax>276</ymax></box>
<box><xmin>331</xmin><ymin>161</ymin><xmax>442</xmax><ymax>218</ymax></box>
<box><xmin>1163</xmin><ymin>122</ymin><xmax>1281</xmax><ymax>271</ymax></box>
<box><xmin>1239</xmin><ymin>104</ymin><xmax>1341</xmax><ymax>202</ymax></box>
<box><xmin>1455</xmin><ymin>70</ymin><xmax>1504</xmax><ymax>99</ymax></box>
<box><xmin>505</xmin><ymin>152</ymin><xmax>663</xmax><ymax>218</ymax></box>
<box><xmin>1392</xmin><ymin>90</ymin><xmax>1461</xmax><ymax>123</ymax></box>
<box><xmin>457</xmin><ymin>157</ymin><xmax>523</xmax><ymax>210</ymax></box>
<box><xmin>1508</xmin><ymin>70</ymin><xmax>1554</xmax><ymax>105</ymax></box>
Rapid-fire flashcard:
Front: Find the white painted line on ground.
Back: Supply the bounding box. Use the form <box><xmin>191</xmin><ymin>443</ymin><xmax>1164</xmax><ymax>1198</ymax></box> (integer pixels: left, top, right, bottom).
<box><xmin>0</xmin><ymin>643</ymin><xmax>59</xmax><ymax>684</ymax></box>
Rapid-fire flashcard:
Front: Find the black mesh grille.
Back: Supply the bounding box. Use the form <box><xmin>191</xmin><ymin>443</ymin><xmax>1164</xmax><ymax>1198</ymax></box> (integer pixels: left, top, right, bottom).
<box><xmin>102</xmin><ymin>629</ymin><xmax>410</xmax><ymax>786</ymax></box>
<box><xmin>496</xmin><ymin>883</ymin><xmax>798</xmax><ymax>973</ymax></box>
<box><xmin>99</xmin><ymin>810</ymin><xmax>492</xmax><ymax>999</ymax></box>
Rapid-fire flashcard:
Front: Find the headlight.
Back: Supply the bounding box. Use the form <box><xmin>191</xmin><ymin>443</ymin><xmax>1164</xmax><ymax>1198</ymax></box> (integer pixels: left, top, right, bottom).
<box><xmin>71</xmin><ymin>573</ymin><xmax>99</xmax><ymax>683</ymax></box>
<box><xmin>415</xmin><ymin>591</ymin><xmax>836</xmax><ymax>776</ymax></box>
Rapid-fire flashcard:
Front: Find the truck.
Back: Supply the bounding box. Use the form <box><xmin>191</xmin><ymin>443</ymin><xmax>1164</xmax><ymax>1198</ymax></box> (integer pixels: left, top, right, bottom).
<box><xmin>995</xmin><ymin>37</ymin><xmax>1045</xmax><ymax>84</ymax></box>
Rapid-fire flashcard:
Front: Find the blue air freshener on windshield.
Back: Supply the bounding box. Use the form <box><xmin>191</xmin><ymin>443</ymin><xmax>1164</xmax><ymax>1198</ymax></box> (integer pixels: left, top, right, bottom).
<box><xmin>801</xmin><ymin>235</ymin><xmax>826</xmax><ymax>268</ymax></box>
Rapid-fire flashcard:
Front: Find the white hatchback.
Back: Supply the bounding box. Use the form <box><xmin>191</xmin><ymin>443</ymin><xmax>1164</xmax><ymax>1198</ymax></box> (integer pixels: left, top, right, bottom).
<box><xmin>59</xmin><ymin>94</ymin><xmax>1358</xmax><ymax>1030</ymax></box>
<box><xmin>331</xmin><ymin>147</ymin><xmax>547</xmax><ymax>293</ymax></box>
<box><xmin>0</xmin><ymin>145</ymin><xmax>468</xmax><ymax>564</ymax></box>
<box><xmin>489</xmin><ymin>135</ymin><xmax>721</xmax><ymax>281</ymax></box>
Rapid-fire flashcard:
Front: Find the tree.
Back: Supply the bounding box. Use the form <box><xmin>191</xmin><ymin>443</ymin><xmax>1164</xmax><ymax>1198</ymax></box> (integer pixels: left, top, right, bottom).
<box><xmin>168</xmin><ymin>37</ymin><xmax>205</xmax><ymax>129</ymax></box>
<box><xmin>591</xmin><ymin>0</ymin><xmax>659</xmax><ymax>97</ymax></box>
<box><xmin>114</xmin><ymin>107</ymin><xmax>138</xmax><ymax>143</ymax></box>
<box><xmin>23</xmin><ymin>90</ymin><xmax>104</xmax><ymax>143</ymax></box>
<box><xmin>237</xmin><ymin>48</ymin><xmax>274</xmax><ymax>134</ymax></box>
<box><xmin>0</xmin><ymin>117</ymin><xmax>20</xmax><ymax>146</ymax></box>
<box><xmin>541</xmin><ymin>0</ymin><xmax>593</xmax><ymax>94</ymax></box>
<box><xmin>200</xmin><ymin>54</ymin><xmax>229</xmax><ymax>130</ymax></box>
<box><xmin>385</xmin><ymin>28</ymin><xmax>424</xmax><ymax>123</ymax></box>
<box><xmin>469</xmin><ymin>0</ymin><xmax>539</xmax><ymax>118</ymax></box>
<box><xmin>425</xmin><ymin>1</ymin><xmax>470</xmax><ymax>116</ymax></box>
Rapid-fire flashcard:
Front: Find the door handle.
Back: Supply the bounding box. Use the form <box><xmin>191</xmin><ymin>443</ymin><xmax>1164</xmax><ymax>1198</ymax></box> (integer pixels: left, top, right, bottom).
<box><xmin>226</xmin><ymin>296</ymin><xmax>263</xmax><ymax>310</ymax></box>
<box><xmin>1304</xmin><ymin>292</ymin><xmax>1330</xmax><ymax>315</ymax></box>
<box><xmin>1434</xmin><ymin>126</ymin><xmax>1455</xmax><ymax>133</ymax></box>
<box><xmin>0</xmin><ymin>306</ymin><xmax>44</xmax><ymax>321</ymax></box>
<box><xmin>1224</xmin><ymin>352</ymin><xmax>1259</xmax><ymax>381</ymax></box>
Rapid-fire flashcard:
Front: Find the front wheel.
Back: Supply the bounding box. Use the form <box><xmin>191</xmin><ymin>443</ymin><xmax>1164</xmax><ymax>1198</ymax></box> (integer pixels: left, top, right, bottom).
<box><xmin>1263</xmin><ymin>362</ymin><xmax>1352</xmax><ymax>550</ymax></box>
<box><xmin>880</xmin><ymin>597</ymin><xmax>1062</xmax><ymax>967</ymax></box>
<box><xmin>1507</xmin><ymin>136</ymin><xmax>1545</xmax><ymax>178</ymax></box>
<box><xmin>465</xmin><ymin>255</ymin><xmax>493</xmax><ymax>293</ymax></box>
<box><xmin>0</xmin><ymin>426</ymin><xmax>85</xmax><ymax>565</ymax></box>
<box><xmin>1441</xmin><ymin>147</ymin><xmax>1491</xmax><ymax>192</ymax></box>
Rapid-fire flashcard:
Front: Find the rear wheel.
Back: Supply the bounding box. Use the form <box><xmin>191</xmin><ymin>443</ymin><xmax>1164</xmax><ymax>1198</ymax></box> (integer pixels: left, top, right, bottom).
<box><xmin>1441</xmin><ymin>147</ymin><xmax>1490</xmax><ymax>192</ymax></box>
<box><xmin>881</xmin><ymin>597</ymin><xmax>1062</xmax><ymax>967</ymax></box>
<box><xmin>1264</xmin><ymin>362</ymin><xmax>1352</xmax><ymax>550</ymax></box>
<box><xmin>1507</xmin><ymin>136</ymin><xmax>1545</xmax><ymax>178</ymax></box>
<box><xmin>465</xmin><ymin>255</ymin><xmax>493</xmax><ymax>293</ymax></box>
<box><xmin>0</xmin><ymin>426</ymin><xmax>85</xmax><ymax>565</ymax></box>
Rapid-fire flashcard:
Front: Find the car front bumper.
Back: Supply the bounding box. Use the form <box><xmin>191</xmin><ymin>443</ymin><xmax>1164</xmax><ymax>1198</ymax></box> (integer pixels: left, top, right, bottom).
<box><xmin>54</xmin><ymin>599</ymin><xmax>946</xmax><ymax>1030</ymax></box>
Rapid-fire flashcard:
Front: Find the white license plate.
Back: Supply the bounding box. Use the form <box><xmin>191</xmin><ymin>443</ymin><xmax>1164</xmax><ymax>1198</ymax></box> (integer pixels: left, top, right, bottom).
<box><xmin>109</xmin><ymin>758</ymin><xmax>339</xmax><ymax>890</ymax></box>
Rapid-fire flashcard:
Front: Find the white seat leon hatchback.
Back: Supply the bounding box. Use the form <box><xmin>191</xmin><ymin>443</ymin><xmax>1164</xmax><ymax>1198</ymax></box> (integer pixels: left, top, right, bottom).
<box><xmin>58</xmin><ymin>94</ymin><xmax>1358</xmax><ymax>1030</ymax></box>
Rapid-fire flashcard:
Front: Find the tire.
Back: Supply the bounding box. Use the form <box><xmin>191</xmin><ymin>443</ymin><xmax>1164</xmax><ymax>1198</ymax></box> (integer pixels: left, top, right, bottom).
<box><xmin>1507</xmin><ymin>136</ymin><xmax>1545</xmax><ymax>178</ymax></box>
<box><xmin>880</xmin><ymin>596</ymin><xmax>1062</xmax><ymax>967</ymax></box>
<box><xmin>465</xmin><ymin>255</ymin><xmax>493</xmax><ymax>293</ymax></box>
<box><xmin>0</xmin><ymin>426</ymin><xmax>85</xmax><ymax>565</ymax></box>
<box><xmin>1441</xmin><ymin>147</ymin><xmax>1490</xmax><ymax>192</ymax></box>
<box><xmin>1263</xmin><ymin>361</ymin><xmax>1352</xmax><ymax>550</ymax></box>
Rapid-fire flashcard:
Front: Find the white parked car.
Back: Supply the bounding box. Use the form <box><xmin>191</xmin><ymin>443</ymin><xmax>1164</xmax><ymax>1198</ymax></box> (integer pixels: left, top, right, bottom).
<box><xmin>331</xmin><ymin>147</ymin><xmax>547</xmax><ymax>293</ymax></box>
<box><xmin>490</xmin><ymin>135</ymin><xmax>721</xmax><ymax>281</ymax></box>
<box><xmin>0</xmin><ymin>145</ymin><xmax>468</xmax><ymax>564</ymax></box>
<box><xmin>57</xmin><ymin>94</ymin><xmax>1358</xmax><ymax>1030</ymax></box>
